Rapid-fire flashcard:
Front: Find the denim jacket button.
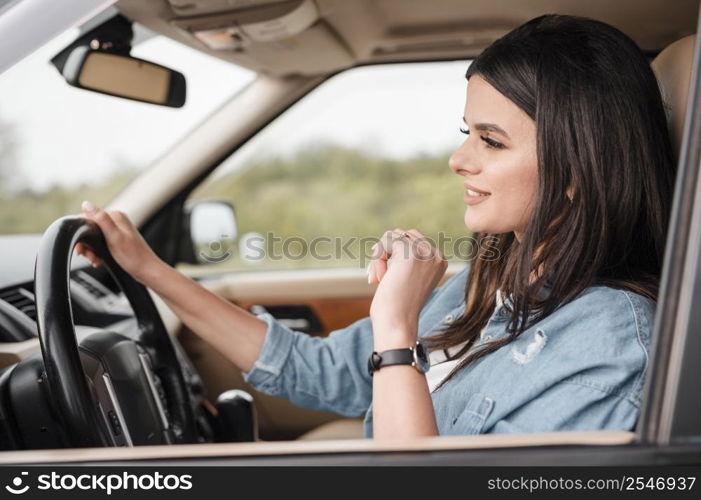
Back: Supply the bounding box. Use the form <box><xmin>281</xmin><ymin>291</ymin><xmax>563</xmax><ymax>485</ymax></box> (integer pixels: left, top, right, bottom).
<box><xmin>443</xmin><ymin>314</ymin><xmax>454</xmax><ymax>324</ymax></box>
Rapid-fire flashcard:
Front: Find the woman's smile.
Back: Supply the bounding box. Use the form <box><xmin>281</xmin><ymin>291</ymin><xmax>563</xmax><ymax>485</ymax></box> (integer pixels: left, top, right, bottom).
<box><xmin>463</xmin><ymin>183</ymin><xmax>491</xmax><ymax>205</ymax></box>
<box><xmin>463</xmin><ymin>183</ymin><xmax>492</xmax><ymax>205</ymax></box>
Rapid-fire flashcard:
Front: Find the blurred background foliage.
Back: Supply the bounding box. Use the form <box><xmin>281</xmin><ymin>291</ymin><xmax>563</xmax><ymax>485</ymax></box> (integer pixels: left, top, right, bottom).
<box><xmin>1</xmin><ymin>129</ymin><xmax>470</xmax><ymax>270</ymax></box>
<box><xmin>187</xmin><ymin>142</ymin><xmax>470</xmax><ymax>272</ymax></box>
<box><xmin>0</xmin><ymin>170</ymin><xmax>138</xmax><ymax>235</ymax></box>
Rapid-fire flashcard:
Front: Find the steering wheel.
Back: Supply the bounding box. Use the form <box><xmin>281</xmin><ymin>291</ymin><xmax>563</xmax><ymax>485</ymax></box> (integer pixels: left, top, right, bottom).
<box><xmin>34</xmin><ymin>216</ymin><xmax>198</xmax><ymax>447</ymax></box>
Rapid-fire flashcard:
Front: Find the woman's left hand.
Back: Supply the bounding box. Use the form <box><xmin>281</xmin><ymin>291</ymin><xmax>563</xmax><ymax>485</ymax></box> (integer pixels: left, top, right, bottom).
<box><xmin>368</xmin><ymin>228</ymin><xmax>448</xmax><ymax>350</ymax></box>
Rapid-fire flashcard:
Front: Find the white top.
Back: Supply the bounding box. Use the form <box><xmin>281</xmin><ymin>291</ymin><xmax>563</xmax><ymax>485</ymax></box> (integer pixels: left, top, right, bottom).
<box><xmin>425</xmin><ymin>290</ymin><xmax>505</xmax><ymax>393</ymax></box>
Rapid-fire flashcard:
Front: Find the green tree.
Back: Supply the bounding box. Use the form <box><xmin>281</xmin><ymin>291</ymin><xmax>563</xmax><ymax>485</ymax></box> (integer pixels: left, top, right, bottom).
<box><xmin>188</xmin><ymin>142</ymin><xmax>468</xmax><ymax>272</ymax></box>
<box><xmin>0</xmin><ymin>164</ymin><xmax>139</xmax><ymax>234</ymax></box>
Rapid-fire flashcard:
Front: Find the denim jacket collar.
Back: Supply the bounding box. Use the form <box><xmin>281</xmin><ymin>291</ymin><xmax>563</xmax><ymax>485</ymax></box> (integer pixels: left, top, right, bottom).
<box><xmin>493</xmin><ymin>282</ymin><xmax>553</xmax><ymax>319</ymax></box>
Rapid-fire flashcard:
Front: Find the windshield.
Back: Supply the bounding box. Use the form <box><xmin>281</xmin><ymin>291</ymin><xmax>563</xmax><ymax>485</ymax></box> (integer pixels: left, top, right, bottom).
<box><xmin>0</xmin><ymin>22</ymin><xmax>255</xmax><ymax>234</ymax></box>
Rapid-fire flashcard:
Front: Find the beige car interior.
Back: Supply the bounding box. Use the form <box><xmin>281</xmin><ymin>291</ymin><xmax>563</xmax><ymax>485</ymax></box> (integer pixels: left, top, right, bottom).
<box><xmin>652</xmin><ymin>35</ymin><xmax>697</xmax><ymax>156</ymax></box>
<box><xmin>0</xmin><ymin>0</ymin><xmax>697</xmax><ymax>461</ymax></box>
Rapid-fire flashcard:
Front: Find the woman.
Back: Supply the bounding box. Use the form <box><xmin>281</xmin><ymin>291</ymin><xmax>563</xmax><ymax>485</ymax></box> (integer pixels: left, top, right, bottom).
<box><xmin>77</xmin><ymin>14</ymin><xmax>675</xmax><ymax>440</ymax></box>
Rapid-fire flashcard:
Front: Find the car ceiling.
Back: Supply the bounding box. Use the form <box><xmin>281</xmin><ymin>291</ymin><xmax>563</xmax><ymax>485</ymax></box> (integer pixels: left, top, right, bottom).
<box><xmin>115</xmin><ymin>0</ymin><xmax>700</xmax><ymax>77</ymax></box>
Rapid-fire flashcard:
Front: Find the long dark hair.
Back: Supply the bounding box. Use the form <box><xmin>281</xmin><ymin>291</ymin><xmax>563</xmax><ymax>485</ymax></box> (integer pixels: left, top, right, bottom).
<box><xmin>425</xmin><ymin>14</ymin><xmax>675</xmax><ymax>387</ymax></box>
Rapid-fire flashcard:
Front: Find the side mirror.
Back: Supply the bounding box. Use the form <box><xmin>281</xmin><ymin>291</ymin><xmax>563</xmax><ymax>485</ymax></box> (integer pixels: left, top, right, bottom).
<box><xmin>181</xmin><ymin>200</ymin><xmax>238</xmax><ymax>265</ymax></box>
<box><xmin>61</xmin><ymin>46</ymin><xmax>186</xmax><ymax>108</ymax></box>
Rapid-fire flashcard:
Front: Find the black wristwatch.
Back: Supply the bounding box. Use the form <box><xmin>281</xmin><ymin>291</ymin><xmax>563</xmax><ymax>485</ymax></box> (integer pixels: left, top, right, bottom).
<box><xmin>367</xmin><ymin>341</ymin><xmax>430</xmax><ymax>376</ymax></box>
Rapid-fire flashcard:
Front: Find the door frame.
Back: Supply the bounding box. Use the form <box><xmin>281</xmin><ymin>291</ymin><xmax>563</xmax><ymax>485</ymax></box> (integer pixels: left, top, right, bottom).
<box><xmin>638</xmin><ymin>9</ymin><xmax>701</xmax><ymax>447</ymax></box>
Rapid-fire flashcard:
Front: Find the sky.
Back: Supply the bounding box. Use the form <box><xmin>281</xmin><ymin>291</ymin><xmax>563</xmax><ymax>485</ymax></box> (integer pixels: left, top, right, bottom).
<box><xmin>213</xmin><ymin>60</ymin><xmax>471</xmax><ymax>179</ymax></box>
<box><xmin>0</xmin><ymin>27</ymin><xmax>255</xmax><ymax>191</ymax></box>
<box><xmin>0</xmin><ymin>21</ymin><xmax>471</xmax><ymax>193</ymax></box>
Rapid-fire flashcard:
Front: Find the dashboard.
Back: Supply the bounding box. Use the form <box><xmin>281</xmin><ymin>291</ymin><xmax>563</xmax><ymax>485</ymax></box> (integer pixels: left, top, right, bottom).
<box><xmin>0</xmin><ymin>234</ymin><xmax>211</xmax><ymax>449</ymax></box>
<box><xmin>0</xmin><ymin>234</ymin><xmax>134</xmax><ymax>346</ymax></box>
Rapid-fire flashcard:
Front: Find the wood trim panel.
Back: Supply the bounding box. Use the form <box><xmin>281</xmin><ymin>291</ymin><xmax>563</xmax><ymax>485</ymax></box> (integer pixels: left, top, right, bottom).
<box><xmin>234</xmin><ymin>296</ymin><xmax>371</xmax><ymax>337</ymax></box>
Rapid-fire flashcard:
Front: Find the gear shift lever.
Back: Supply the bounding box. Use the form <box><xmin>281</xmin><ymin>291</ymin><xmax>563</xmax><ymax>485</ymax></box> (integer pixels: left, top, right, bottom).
<box><xmin>215</xmin><ymin>389</ymin><xmax>258</xmax><ymax>442</ymax></box>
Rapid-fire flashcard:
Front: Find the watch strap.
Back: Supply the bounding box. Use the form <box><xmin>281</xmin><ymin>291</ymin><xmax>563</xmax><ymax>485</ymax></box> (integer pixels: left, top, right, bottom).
<box><xmin>367</xmin><ymin>347</ymin><xmax>415</xmax><ymax>376</ymax></box>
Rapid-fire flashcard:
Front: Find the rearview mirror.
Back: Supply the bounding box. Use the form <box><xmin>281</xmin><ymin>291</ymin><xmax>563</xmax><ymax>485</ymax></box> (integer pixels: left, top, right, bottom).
<box><xmin>62</xmin><ymin>47</ymin><xmax>186</xmax><ymax>108</ymax></box>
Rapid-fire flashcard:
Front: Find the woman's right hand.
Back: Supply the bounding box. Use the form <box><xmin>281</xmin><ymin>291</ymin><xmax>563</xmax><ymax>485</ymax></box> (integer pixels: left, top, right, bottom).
<box><xmin>75</xmin><ymin>200</ymin><xmax>164</xmax><ymax>285</ymax></box>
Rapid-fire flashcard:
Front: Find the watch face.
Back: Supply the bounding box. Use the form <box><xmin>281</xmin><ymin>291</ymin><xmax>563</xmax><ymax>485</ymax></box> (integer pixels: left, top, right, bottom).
<box><xmin>414</xmin><ymin>342</ymin><xmax>431</xmax><ymax>373</ymax></box>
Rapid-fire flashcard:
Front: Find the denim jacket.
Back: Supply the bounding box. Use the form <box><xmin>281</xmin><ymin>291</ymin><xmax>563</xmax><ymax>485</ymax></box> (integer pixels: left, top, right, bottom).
<box><xmin>243</xmin><ymin>265</ymin><xmax>655</xmax><ymax>437</ymax></box>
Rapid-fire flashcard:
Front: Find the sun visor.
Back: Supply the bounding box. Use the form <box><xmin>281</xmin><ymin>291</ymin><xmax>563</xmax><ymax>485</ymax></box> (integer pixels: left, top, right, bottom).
<box><xmin>170</xmin><ymin>0</ymin><xmax>353</xmax><ymax>75</ymax></box>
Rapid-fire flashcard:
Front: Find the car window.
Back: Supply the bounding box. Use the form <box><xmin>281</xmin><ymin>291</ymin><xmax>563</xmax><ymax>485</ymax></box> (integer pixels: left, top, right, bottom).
<box><xmin>0</xmin><ymin>23</ymin><xmax>255</xmax><ymax>235</ymax></box>
<box><xmin>184</xmin><ymin>61</ymin><xmax>474</xmax><ymax>272</ymax></box>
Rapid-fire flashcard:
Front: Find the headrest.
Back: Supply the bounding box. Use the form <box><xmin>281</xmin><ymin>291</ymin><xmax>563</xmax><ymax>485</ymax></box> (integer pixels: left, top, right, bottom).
<box><xmin>651</xmin><ymin>35</ymin><xmax>696</xmax><ymax>157</ymax></box>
